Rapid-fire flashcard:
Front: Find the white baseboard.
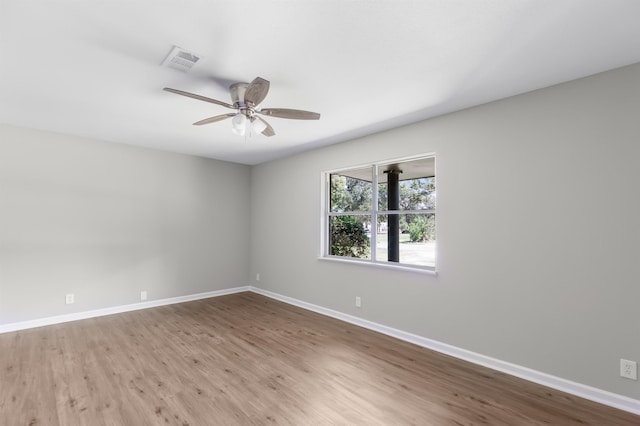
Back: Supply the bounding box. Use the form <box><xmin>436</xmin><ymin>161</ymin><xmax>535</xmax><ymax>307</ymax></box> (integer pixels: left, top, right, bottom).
<box><xmin>249</xmin><ymin>286</ymin><xmax>640</xmax><ymax>416</ymax></box>
<box><xmin>0</xmin><ymin>286</ymin><xmax>250</xmax><ymax>334</ymax></box>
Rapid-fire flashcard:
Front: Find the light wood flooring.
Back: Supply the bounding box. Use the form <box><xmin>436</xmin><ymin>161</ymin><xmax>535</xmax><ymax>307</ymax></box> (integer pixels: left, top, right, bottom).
<box><xmin>1</xmin><ymin>292</ymin><xmax>638</xmax><ymax>425</ymax></box>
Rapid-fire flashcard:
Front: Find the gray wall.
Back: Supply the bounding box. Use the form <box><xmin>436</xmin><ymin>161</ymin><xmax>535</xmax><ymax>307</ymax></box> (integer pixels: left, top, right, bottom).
<box><xmin>250</xmin><ymin>63</ymin><xmax>640</xmax><ymax>399</ymax></box>
<box><xmin>0</xmin><ymin>125</ymin><xmax>251</xmax><ymax>323</ymax></box>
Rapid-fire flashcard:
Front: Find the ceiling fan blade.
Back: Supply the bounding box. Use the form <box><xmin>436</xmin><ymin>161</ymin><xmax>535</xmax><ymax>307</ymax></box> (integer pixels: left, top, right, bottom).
<box><xmin>193</xmin><ymin>113</ymin><xmax>235</xmax><ymax>126</ymax></box>
<box><xmin>259</xmin><ymin>108</ymin><xmax>320</xmax><ymax>120</ymax></box>
<box><xmin>163</xmin><ymin>87</ymin><xmax>235</xmax><ymax>109</ymax></box>
<box><xmin>244</xmin><ymin>77</ymin><xmax>270</xmax><ymax>106</ymax></box>
<box><xmin>253</xmin><ymin>116</ymin><xmax>275</xmax><ymax>137</ymax></box>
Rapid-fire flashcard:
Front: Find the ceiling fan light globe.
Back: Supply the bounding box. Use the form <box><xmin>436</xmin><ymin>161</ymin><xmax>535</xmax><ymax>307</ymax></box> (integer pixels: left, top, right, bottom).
<box><xmin>251</xmin><ymin>118</ymin><xmax>267</xmax><ymax>134</ymax></box>
<box><xmin>231</xmin><ymin>113</ymin><xmax>247</xmax><ymax>136</ymax></box>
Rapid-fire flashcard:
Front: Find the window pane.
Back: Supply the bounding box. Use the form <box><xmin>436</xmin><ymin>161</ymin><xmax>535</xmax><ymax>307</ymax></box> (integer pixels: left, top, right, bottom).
<box><xmin>399</xmin><ymin>177</ymin><xmax>435</xmax><ymax>210</ymax></box>
<box><xmin>375</xmin><ymin>214</ymin><xmax>435</xmax><ymax>267</ymax></box>
<box><xmin>329</xmin><ymin>215</ymin><xmax>371</xmax><ymax>259</ymax></box>
<box><xmin>330</xmin><ymin>168</ymin><xmax>372</xmax><ymax>212</ymax></box>
<box><xmin>378</xmin><ymin>157</ymin><xmax>435</xmax><ymax>211</ymax></box>
<box><xmin>378</xmin><ymin>181</ymin><xmax>388</xmax><ymax>211</ymax></box>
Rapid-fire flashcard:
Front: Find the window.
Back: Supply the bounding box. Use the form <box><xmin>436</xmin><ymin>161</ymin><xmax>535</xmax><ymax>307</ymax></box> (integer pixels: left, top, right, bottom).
<box><xmin>323</xmin><ymin>155</ymin><xmax>436</xmax><ymax>271</ymax></box>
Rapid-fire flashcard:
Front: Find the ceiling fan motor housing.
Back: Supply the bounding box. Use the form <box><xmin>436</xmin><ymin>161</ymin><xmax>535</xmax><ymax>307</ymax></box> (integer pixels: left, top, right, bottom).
<box><xmin>230</xmin><ymin>82</ymin><xmax>249</xmax><ymax>108</ymax></box>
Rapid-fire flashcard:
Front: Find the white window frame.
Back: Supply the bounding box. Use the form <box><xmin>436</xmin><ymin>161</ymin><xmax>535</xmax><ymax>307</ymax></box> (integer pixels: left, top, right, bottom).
<box><xmin>321</xmin><ymin>154</ymin><xmax>436</xmax><ymax>273</ymax></box>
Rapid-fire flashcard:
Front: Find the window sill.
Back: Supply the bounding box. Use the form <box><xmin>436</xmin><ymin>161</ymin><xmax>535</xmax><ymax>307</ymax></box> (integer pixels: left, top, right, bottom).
<box><xmin>317</xmin><ymin>256</ymin><xmax>438</xmax><ymax>276</ymax></box>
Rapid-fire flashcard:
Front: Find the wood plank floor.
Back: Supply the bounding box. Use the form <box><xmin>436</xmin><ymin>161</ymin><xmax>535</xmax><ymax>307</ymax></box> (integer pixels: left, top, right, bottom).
<box><xmin>1</xmin><ymin>292</ymin><xmax>638</xmax><ymax>425</ymax></box>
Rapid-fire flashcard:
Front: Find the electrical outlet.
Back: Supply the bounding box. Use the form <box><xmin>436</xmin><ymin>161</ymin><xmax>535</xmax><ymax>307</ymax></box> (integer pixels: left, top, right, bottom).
<box><xmin>620</xmin><ymin>359</ymin><xmax>637</xmax><ymax>380</ymax></box>
<box><xmin>140</xmin><ymin>291</ymin><xmax>147</xmax><ymax>301</ymax></box>
<box><xmin>256</xmin><ymin>273</ymin><xmax>260</xmax><ymax>281</ymax></box>
<box><xmin>65</xmin><ymin>294</ymin><xmax>74</xmax><ymax>305</ymax></box>
<box><xmin>355</xmin><ymin>296</ymin><xmax>361</xmax><ymax>308</ymax></box>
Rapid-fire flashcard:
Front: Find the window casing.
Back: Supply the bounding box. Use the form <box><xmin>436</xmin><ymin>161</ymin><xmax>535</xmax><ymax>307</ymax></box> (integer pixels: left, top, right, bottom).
<box><xmin>323</xmin><ymin>155</ymin><xmax>436</xmax><ymax>271</ymax></box>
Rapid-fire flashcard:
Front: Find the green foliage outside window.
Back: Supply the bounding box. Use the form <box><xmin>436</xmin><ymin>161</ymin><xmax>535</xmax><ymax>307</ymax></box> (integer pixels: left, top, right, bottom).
<box><xmin>330</xmin><ymin>215</ymin><xmax>370</xmax><ymax>258</ymax></box>
<box><xmin>407</xmin><ymin>214</ymin><xmax>436</xmax><ymax>242</ymax></box>
<box><xmin>330</xmin><ymin>175</ymin><xmax>371</xmax><ymax>212</ymax></box>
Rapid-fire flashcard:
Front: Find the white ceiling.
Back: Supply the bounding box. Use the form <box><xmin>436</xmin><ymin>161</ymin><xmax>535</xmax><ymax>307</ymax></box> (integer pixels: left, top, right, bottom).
<box><xmin>1</xmin><ymin>1</ymin><xmax>639</xmax><ymax>165</ymax></box>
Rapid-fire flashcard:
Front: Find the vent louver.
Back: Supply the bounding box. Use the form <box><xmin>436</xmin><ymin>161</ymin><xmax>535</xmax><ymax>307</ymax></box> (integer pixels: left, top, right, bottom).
<box><xmin>161</xmin><ymin>45</ymin><xmax>199</xmax><ymax>72</ymax></box>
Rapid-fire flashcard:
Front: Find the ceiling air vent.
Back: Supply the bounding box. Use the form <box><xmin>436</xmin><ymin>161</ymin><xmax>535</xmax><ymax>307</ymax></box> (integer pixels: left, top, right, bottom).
<box><xmin>161</xmin><ymin>45</ymin><xmax>200</xmax><ymax>72</ymax></box>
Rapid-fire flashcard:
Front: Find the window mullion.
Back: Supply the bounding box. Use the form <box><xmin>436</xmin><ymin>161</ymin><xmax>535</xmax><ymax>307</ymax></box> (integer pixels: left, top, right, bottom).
<box><xmin>371</xmin><ymin>165</ymin><xmax>378</xmax><ymax>263</ymax></box>
<box><xmin>327</xmin><ymin>211</ymin><xmax>371</xmax><ymax>216</ymax></box>
<box><xmin>377</xmin><ymin>209</ymin><xmax>435</xmax><ymax>215</ymax></box>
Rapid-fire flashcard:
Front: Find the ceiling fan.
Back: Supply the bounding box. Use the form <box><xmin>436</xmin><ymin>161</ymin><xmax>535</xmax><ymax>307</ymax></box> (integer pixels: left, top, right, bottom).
<box><xmin>163</xmin><ymin>77</ymin><xmax>320</xmax><ymax>137</ymax></box>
